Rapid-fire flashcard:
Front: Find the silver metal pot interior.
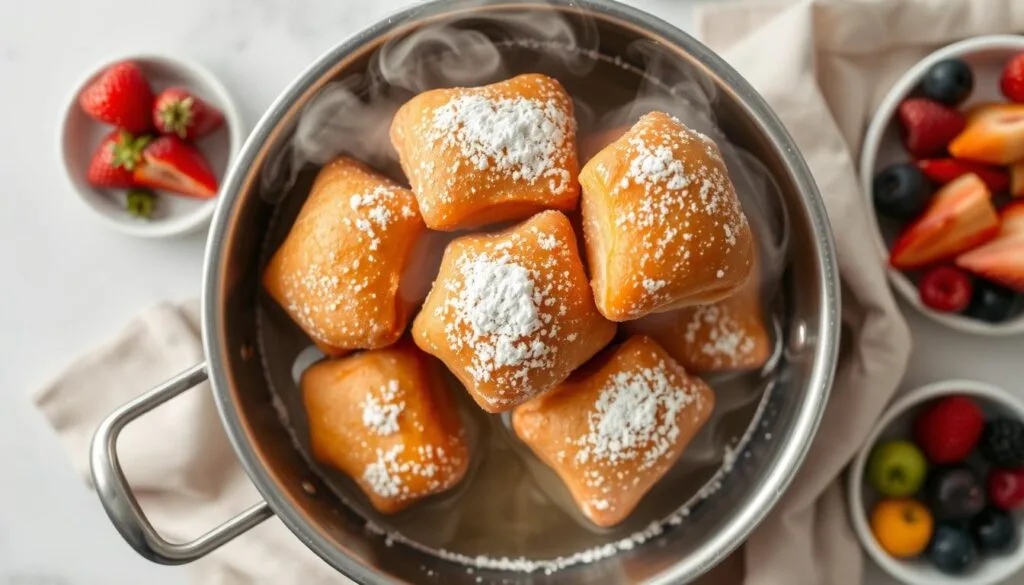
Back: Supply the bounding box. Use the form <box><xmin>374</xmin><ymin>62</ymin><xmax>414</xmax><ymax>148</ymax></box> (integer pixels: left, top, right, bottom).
<box><xmin>201</xmin><ymin>1</ymin><xmax>839</xmax><ymax>583</ymax></box>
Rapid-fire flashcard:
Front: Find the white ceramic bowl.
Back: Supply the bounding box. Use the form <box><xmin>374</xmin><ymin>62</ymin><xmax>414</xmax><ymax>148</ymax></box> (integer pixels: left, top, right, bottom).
<box><xmin>849</xmin><ymin>379</ymin><xmax>1024</xmax><ymax>585</ymax></box>
<box><xmin>59</xmin><ymin>53</ymin><xmax>243</xmax><ymax>238</ymax></box>
<box><xmin>860</xmin><ymin>35</ymin><xmax>1024</xmax><ymax>336</ymax></box>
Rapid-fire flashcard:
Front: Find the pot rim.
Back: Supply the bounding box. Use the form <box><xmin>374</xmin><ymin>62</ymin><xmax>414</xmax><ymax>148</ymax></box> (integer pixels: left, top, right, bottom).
<box><xmin>201</xmin><ymin>1</ymin><xmax>840</xmax><ymax>582</ymax></box>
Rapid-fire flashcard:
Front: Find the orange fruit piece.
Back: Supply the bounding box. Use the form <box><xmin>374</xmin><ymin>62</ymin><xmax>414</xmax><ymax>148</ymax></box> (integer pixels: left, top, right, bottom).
<box><xmin>949</xmin><ymin>103</ymin><xmax>1024</xmax><ymax>165</ymax></box>
<box><xmin>870</xmin><ymin>498</ymin><xmax>934</xmax><ymax>558</ymax></box>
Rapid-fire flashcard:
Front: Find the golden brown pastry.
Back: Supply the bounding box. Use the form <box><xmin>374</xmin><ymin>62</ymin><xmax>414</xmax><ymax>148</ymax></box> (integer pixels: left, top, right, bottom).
<box><xmin>625</xmin><ymin>254</ymin><xmax>770</xmax><ymax>374</ymax></box>
<box><xmin>579</xmin><ymin>111</ymin><xmax>755</xmax><ymax>321</ymax></box>
<box><xmin>412</xmin><ymin>210</ymin><xmax>616</xmax><ymax>413</ymax></box>
<box><xmin>263</xmin><ymin>156</ymin><xmax>424</xmax><ymax>355</ymax></box>
<box><xmin>390</xmin><ymin>74</ymin><xmax>579</xmax><ymax>231</ymax></box>
<box><xmin>301</xmin><ymin>342</ymin><xmax>469</xmax><ymax>514</ymax></box>
<box><xmin>512</xmin><ymin>335</ymin><xmax>715</xmax><ymax>527</ymax></box>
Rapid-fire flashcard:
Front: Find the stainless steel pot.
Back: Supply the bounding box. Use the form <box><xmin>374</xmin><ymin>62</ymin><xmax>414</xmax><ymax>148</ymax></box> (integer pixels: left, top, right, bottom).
<box><xmin>89</xmin><ymin>1</ymin><xmax>840</xmax><ymax>583</ymax></box>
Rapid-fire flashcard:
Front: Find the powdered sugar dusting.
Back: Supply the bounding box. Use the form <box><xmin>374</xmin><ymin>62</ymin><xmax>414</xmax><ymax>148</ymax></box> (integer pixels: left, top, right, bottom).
<box><xmin>347</xmin><ymin>185</ymin><xmax>407</xmax><ymax>251</ymax></box>
<box><xmin>598</xmin><ymin>113</ymin><xmax>750</xmax><ymax>314</ymax></box>
<box><xmin>422</xmin><ymin>214</ymin><xmax>584</xmax><ymax>409</ymax></box>
<box><xmin>624</xmin><ymin>140</ymin><xmax>689</xmax><ymax>192</ymax></box>
<box><xmin>275</xmin><ymin>172</ymin><xmax>419</xmax><ymax>349</ymax></box>
<box><xmin>361</xmin><ymin>439</ymin><xmax>466</xmax><ymax>502</ymax></box>
<box><xmin>363</xmin><ymin>445</ymin><xmax>406</xmax><ymax>498</ymax></box>
<box><xmin>574</xmin><ymin>361</ymin><xmax>697</xmax><ymax>470</ymax></box>
<box><xmin>429</xmin><ymin>518</ymin><xmax>671</xmax><ymax>575</ymax></box>
<box><xmin>683</xmin><ymin>303</ymin><xmax>758</xmax><ymax>368</ymax></box>
<box><xmin>536</xmin><ymin>231</ymin><xmax>559</xmax><ymax>251</ymax></box>
<box><xmin>361</xmin><ymin>380</ymin><xmax>405</xmax><ymax>436</ymax></box>
<box><xmin>430</xmin><ymin>93</ymin><xmax>571</xmax><ymax>191</ymax></box>
<box><xmin>461</xmin><ymin>259</ymin><xmax>542</xmax><ymax>345</ymax></box>
<box><xmin>440</xmin><ymin>252</ymin><xmax>557</xmax><ymax>395</ymax></box>
<box><xmin>642</xmin><ymin>278</ymin><xmax>666</xmax><ymax>294</ymax></box>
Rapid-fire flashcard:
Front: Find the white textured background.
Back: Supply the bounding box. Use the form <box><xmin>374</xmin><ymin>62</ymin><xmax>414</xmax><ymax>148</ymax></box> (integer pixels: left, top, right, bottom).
<box><xmin>1</xmin><ymin>1</ymin><xmax>1020</xmax><ymax>584</ymax></box>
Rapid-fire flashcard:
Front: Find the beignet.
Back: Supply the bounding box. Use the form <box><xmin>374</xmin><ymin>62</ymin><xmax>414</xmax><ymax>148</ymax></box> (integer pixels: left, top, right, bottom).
<box><xmin>390</xmin><ymin>74</ymin><xmax>579</xmax><ymax>231</ymax></box>
<box><xmin>301</xmin><ymin>342</ymin><xmax>469</xmax><ymax>514</ymax></box>
<box><xmin>512</xmin><ymin>335</ymin><xmax>715</xmax><ymax>527</ymax></box>
<box><xmin>263</xmin><ymin>156</ymin><xmax>424</xmax><ymax>355</ymax></box>
<box><xmin>412</xmin><ymin>210</ymin><xmax>616</xmax><ymax>413</ymax></box>
<box><xmin>625</xmin><ymin>256</ymin><xmax>770</xmax><ymax>374</ymax></box>
<box><xmin>579</xmin><ymin>111</ymin><xmax>755</xmax><ymax>321</ymax></box>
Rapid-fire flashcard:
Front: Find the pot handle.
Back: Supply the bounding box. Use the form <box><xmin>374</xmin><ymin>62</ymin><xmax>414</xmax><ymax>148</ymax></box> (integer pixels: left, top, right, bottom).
<box><xmin>89</xmin><ymin>362</ymin><xmax>275</xmax><ymax>565</ymax></box>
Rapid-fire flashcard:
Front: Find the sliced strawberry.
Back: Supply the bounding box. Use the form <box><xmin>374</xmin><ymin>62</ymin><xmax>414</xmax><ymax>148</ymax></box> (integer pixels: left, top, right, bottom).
<box><xmin>79</xmin><ymin>61</ymin><xmax>154</xmax><ymax>134</ymax></box>
<box><xmin>898</xmin><ymin>98</ymin><xmax>966</xmax><ymax>158</ymax></box>
<box><xmin>1011</xmin><ymin>160</ymin><xmax>1024</xmax><ymax>198</ymax></box>
<box><xmin>948</xmin><ymin>103</ymin><xmax>1024</xmax><ymax>165</ymax></box>
<box><xmin>153</xmin><ymin>87</ymin><xmax>225</xmax><ymax>141</ymax></box>
<box><xmin>134</xmin><ymin>136</ymin><xmax>219</xmax><ymax>198</ymax></box>
<box><xmin>956</xmin><ymin>203</ymin><xmax>1024</xmax><ymax>293</ymax></box>
<box><xmin>890</xmin><ymin>173</ymin><xmax>999</xmax><ymax>270</ymax></box>
<box><xmin>1000</xmin><ymin>52</ymin><xmax>1024</xmax><ymax>103</ymax></box>
<box><xmin>918</xmin><ymin>158</ymin><xmax>1009</xmax><ymax>192</ymax></box>
<box><xmin>86</xmin><ymin>130</ymin><xmax>150</xmax><ymax>189</ymax></box>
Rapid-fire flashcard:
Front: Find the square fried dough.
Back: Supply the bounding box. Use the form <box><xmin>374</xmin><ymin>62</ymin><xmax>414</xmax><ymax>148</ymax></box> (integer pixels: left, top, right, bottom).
<box><xmin>301</xmin><ymin>342</ymin><xmax>469</xmax><ymax>514</ymax></box>
<box><xmin>580</xmin><ymin>111</ymin><xmax>755</xmax><ymax>321</ymax></box>
<box><xmin>263</xmin><ymin>156</ymin><xmax>424</xmax><ymax>355</ymax></box>
<box><xmin>390</xmin><ymin>74</ymin><xmax>579</xmax><ymax>231</ymax></box>
<box><xmin>412</xmin><ymin>210</ymin><xmax>616</xmax><ymax>413</ymax></box>
<box><xmin>512</xmin><ymin>335</ymin><xmax>715</xmax><ymax>528</ymax></box>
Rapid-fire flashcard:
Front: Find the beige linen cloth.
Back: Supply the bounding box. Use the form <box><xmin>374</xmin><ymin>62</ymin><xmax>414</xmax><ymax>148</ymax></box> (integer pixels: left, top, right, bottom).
<box><xmin>32</xmin><ymin>0</ymin><xmax>1024</xmax><ymax>583</ymax></box>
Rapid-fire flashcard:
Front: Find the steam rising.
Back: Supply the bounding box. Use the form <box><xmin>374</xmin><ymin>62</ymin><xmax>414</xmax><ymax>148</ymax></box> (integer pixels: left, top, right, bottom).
<box><xmin>376</xmin><ymin>9</ymin><xmax>598</xmax><ymax>93</ymax></box>
<box><xmin>262</xmin><ymin>1</ymin><xmax>788</xmax><ymax>283</ymax></box>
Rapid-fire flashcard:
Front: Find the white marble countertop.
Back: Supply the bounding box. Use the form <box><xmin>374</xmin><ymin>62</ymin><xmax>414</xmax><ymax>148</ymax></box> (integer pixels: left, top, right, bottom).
<box><xmin>1</xmin><ymin>1</ymin><xmax>1021</xmax><ymax>584</ymax></box>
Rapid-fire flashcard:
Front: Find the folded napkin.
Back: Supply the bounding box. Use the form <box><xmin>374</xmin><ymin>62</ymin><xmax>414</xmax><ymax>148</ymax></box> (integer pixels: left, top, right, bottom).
<box><xmin>33</xmin><ymin>0</ymin><xmax>1024</xmax><ymax>584</ymax></box>
<box><xmin>36</xmin><ymin>300</ymin><xmax>343</xmax><ymax>585</ymax></box>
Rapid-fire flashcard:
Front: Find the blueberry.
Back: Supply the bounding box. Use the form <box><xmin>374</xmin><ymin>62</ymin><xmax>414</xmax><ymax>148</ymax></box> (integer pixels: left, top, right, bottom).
<box><xmin>921</xmin><ymin>59</ymin><xmax>974</xmax><ymax>106</ymax></box>
<box><xmin>971</xmin><ymin>507</ymin><xmax>1018</xmax><ymax>554</ymax></box>
<box><xmin>928</xmin><ymin>522</ymin><xmax>976</xmax><ymax>575</ymax></box>
<box><xmin>872</xmin><ymin>163</ymin><xmax>931</xmax><ymax>220</ymax></box>
<box><xmin>964</xmin><ymin>280</ymin><xmax>1019</xmax><ymax>323</ymax></box>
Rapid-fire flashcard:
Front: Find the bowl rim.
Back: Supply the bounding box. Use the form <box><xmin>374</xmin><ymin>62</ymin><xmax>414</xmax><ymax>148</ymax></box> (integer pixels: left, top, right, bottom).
<box><xmin>202</xmin><ymin>0</ymin><xmax>841</xmax><ymax>583</ymax></box>
<box><xmin>57</xmin><ymin>51</ymin><xmax>244</xmax><ymax>239</ymax></box>
<box><xmin>848</xmin><ymin>378</ymin><xmax>1024</xmax><ymax>585</ymax></box>
<box><xmin>858</xmin><ymin>34</ymin><xmax>1024</xmax><ymax>336</ymax></box>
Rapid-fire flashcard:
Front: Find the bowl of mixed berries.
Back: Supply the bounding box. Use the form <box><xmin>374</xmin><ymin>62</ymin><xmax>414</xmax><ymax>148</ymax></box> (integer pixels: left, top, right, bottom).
<box><xmin>849</xmin><ymin>380</ymin><xmax>1024</xmax><ymax>585</ymax></box>
<box><xmin>60</xmin><ymin>54</ymin><xmax>243</xmax><ymax>238</ymax></box>
<box><xmin>860</xmin><ymin>35</ymin><xmax>1024</xmax><ymax>335</ymax></box>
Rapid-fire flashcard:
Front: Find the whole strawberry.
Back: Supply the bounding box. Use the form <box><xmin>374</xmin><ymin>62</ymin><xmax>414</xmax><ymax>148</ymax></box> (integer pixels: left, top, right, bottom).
<box><xmin>79</xmin><ymin>61</ymin><xmax>154</xmax><ymax>134</ymax></box>
<box><xmin>86</xmin><ymin>130</ymin><xmax>151</xmax><ymax>189</ymax></box>
<box><xmin>898</xmin><ymin>98</ymin><xmax>966</xmax><ymax>158</ymax></box>
<box><xmin>913</xmin><ymin>396</ymin><xmax>984</xmax><ymax>464</ymax></box>
<box><xmin>153</xmin><ymin>88</ymin><xmax>224</xmax><ymax>141</ymax></box>
<box><xmin>1000</xmin><ymin>52</ymin><xmax>1024</xmax><ymax>103</ymax></box>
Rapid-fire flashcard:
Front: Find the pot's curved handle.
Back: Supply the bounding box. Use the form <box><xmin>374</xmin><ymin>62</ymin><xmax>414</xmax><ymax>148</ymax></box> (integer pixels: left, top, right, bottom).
<box><xmin>89</xmin><ymin>362</ymin><xmax>275</xmax><ymax>565</ymax></box>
